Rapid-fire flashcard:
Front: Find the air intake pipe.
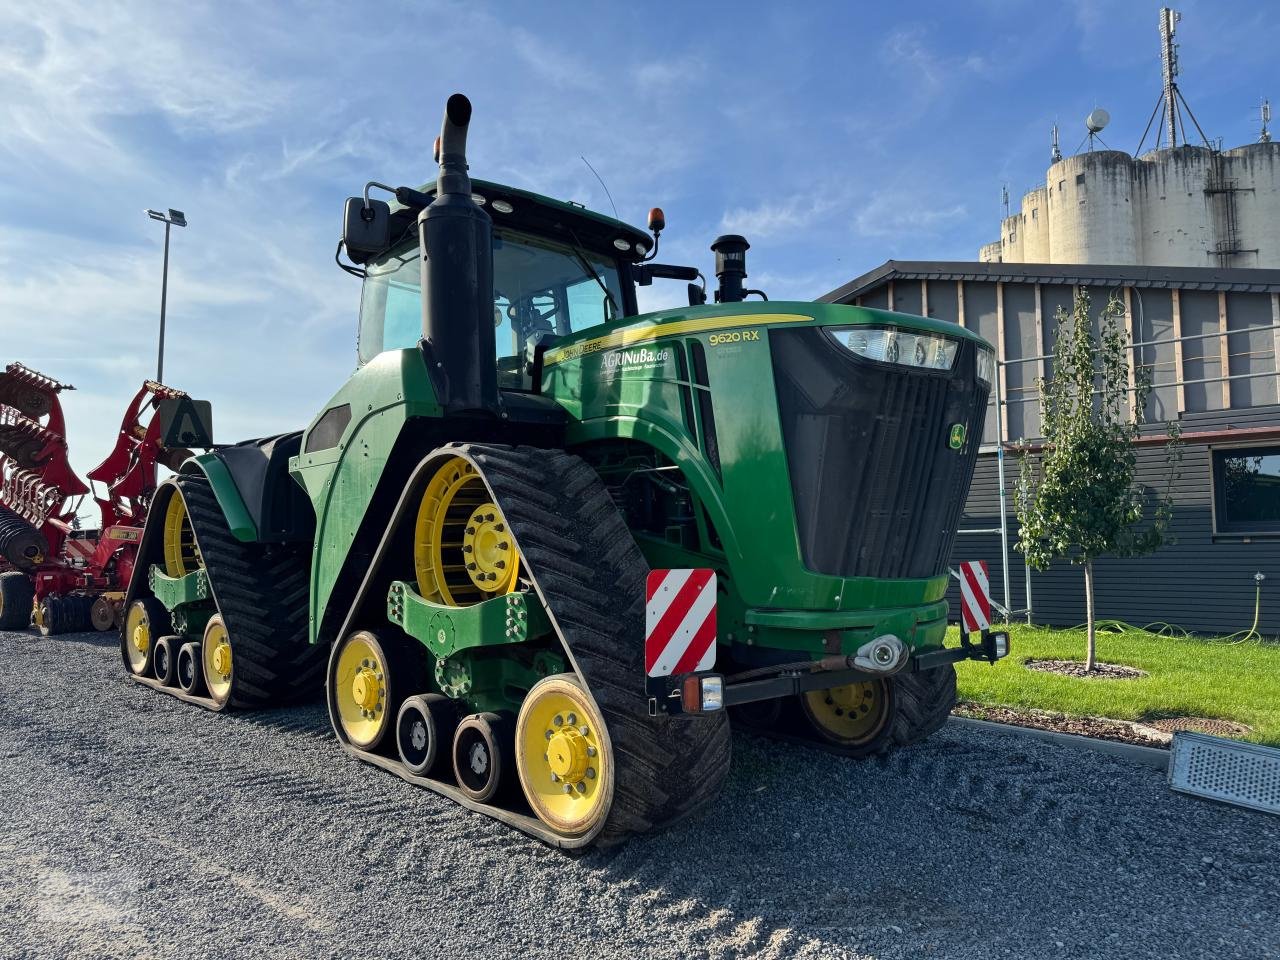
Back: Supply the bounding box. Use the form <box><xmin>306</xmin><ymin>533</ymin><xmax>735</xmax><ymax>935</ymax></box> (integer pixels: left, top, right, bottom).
<box><xmin>418</xmin><ymin>93</ymin><xmax>499</xmax><ymax>414</ymax></box>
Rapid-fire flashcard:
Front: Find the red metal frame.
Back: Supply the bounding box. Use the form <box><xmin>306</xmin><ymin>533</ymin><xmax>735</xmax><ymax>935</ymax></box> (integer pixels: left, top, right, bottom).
<box><xmin>0</xmin><ymin>364</ymin><xmax>191</xmax><ymax>625</ymax></box>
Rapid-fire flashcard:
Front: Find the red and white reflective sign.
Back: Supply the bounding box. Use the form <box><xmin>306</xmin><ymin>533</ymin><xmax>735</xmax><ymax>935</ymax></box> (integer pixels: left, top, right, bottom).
<box><xmin>959</xmin><ymin>560</ymin><xmax>991</xmax><ymax>633</ymax></box>
<box><xmin>645</xmin><ymin>569</ymin><xmax>717</xmax><ymax>678</ymax></box>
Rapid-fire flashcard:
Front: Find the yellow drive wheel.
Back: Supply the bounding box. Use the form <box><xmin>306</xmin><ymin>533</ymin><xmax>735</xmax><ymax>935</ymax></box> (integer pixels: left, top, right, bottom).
<box><xmin>800</xmin><ymin>678</ymin><xmax>892</xmax><ymax>747</ymax></box>
<box><xmin>515</xmin><ymin>674</ymin><xmax>613</xmax><ymax>837</ymax></box>
<box><xmin>122</xmin><ymin>597</ymin><xmax>170</xmax><ymax>676</ymax></box>
<box><xmin>202</xmin><ymin>615</ymin><xmax>234</xmax><ymax>706</ymax></box>
<box><xmin>332</xmin><ymin>630</ymin><xmax>395</xmax><ymax>750</ymax></box>
<box><xmin>162</xmin><ymin>492</ymin><xmax>201</xmax><ymax>578</ymax></box>
<box><xmin>413</xmin><ymin>456</ymin><xmax>519</xmax><ymax>606</ymax></box>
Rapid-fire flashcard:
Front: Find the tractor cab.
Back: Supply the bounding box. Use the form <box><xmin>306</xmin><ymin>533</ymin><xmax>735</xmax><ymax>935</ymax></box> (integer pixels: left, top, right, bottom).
<box><xmin>346</xmin><ymin>179</ymin><xmax>659</xmax><ymax>390</ymax></box>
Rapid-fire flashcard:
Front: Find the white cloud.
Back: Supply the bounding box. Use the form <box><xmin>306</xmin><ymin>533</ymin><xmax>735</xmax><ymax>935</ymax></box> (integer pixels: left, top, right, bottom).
<box><xmin>854</xmin><ymin>192</ymin><xmax>967</xmax><ymax>239</ymax></box>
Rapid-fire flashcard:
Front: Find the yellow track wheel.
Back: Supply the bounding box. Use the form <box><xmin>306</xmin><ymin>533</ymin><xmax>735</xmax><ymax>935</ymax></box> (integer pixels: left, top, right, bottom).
<box><xmin>515</xmin><ymin>674</ymin><xmax>612</xmax><ymax>837</ymax></box>
<box><xmin>332</xmin><ymin>630</ymin><xmax>394</xmax><ymax>749</ymax></box>
<box><xmin>800</xmin><ymin>679</ymin><xmax>891</xmax><ymax>747</ymax></box>
<box><xmin>162</xmin><ymin>492</ymin><xmax>201</xmax><ymax>578</ymax></box>
<box><xmin>414</xmin><ymin>456</ymin><xmax>519</xmax><ymax>606</ymax></box>
<box><xmin>202</xmin><ymin>615</ymin><xmax>234</xmax><ymax>706</ymax></box>
<box><xmin>123</xmin><ymin>598</ymin><xmax>168</xmax><ymax>676</ymax></box>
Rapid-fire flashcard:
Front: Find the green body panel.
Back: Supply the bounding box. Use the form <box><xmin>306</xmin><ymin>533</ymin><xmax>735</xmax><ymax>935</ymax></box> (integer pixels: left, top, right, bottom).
<box><xmin>388</xmin><ymin>582</ymin><xmax>551</xmax><ymax>658</ymax></box>
<box><xmin>543</xmin><ymin>300</ymin><xmax>985</xmax><ymax>655</ymax></box>
<box><xmin>189</xmin><ymin>453</ymin><xmax>258</xmax><ymax>542</ymax></box>
<box><xmin>288</xmin><ymin>348</ymin><xmax>441</xmax><ymax>643</ymax></box>
<box><xmin>280</xmin><ymin>294</ymin><xmax>987</xmax><ymax>662</ymax></box>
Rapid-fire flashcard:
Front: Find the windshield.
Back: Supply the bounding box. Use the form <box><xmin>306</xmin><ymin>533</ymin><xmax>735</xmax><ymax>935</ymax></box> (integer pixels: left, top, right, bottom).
<box><xmin>357</xmin><ymin>229</ymin><xmax>625</xmax><ymax>385</ymax></box>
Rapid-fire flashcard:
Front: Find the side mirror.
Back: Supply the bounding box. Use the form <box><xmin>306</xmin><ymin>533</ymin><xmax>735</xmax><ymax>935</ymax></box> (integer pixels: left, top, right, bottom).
<box><xmin>687</xmin><ymin>283</ymin><xmax>707</xmax><ymax>306</ymax></box>
<box><xmin>343</xmin><ymin>197</ymin><xmax>391</xmax><ymax>257</ymax></box>
<box><xmin>156</xmin><ymin>397</ymin><xmax>214</xmax><ymax>449</ymax></box>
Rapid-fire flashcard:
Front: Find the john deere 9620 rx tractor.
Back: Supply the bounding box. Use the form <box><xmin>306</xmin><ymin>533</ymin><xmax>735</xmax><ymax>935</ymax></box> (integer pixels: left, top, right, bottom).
<box><xmin>122</xmin><ymin>94</ymin><xmax>1006</xmax><ymax>847</ymax></box>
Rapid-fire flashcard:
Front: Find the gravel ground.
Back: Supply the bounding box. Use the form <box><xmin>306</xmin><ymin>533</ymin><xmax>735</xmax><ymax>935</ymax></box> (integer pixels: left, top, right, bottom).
<box><xmin>1</xmin><ymin>629</ymin><xmax>1276</xmax><ymax>960</ymax></box>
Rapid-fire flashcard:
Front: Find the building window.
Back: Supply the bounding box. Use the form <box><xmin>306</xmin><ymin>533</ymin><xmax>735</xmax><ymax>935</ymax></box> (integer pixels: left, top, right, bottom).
<box><xmin>1075</xmin><ymin>173</ymin><xmax>1086</xmax><ymax>186</ymax></box>
<box><xmin>1213</xmin><ymin>446</ymin><xmax>1280</xmax><ymax>534</ymax></box>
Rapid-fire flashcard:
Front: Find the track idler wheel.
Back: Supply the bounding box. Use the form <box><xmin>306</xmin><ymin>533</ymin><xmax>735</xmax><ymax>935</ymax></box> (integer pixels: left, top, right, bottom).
<box><xmin>396</xmin><ymin>694</ymin><xmax>457</xmax><ymax>776</ymax></box>
<box><xmin>0</xmin><ymin>571</ymin><xmax>34</xmax><ymax>630</ymax></box>
<box><xmin>176</xmin><ymin>641</ymin><xmax>204</xmax><ymax>695</ymax></box>
<box><xmin>122</xmin><ymin>597</ymin><xmax>171</xmax><ymax>676</ymax></box>
<box><xmin>153</xmin><ymin>636</ymin><xmax>179</xmax><ymax>686</ymax></box>
<box><xmin>201</xmin><ymin>615</ymin><xmax>234</xmax><ymax>707</ymax></box>
<box><xmin>330</xmin><ymin>630</ymin><xmax>405</xmax><ymax>751</ymax></box>
<box><xmin>452</xmin><ymin>712</ymin><xmax>514</xmax><ymax>804</ymax></box>
<box><xmin>515</xmin><ymin>674</ymin><xmax>613</xmax><ymax>838</ymax></box>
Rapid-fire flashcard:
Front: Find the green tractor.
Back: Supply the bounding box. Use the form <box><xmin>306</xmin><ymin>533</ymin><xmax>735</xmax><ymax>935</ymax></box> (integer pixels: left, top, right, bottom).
<box><xmin>122</xmin><ymin>94</ymin><xmax>1005</xmax><ymax>848</ymax></box>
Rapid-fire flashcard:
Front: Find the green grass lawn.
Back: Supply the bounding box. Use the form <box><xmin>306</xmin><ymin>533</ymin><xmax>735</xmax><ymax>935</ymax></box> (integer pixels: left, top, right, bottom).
<box><xmin>952</xmin><ymin>623</ymin><xmax>1280</xmax><ymax>745</ymax></box>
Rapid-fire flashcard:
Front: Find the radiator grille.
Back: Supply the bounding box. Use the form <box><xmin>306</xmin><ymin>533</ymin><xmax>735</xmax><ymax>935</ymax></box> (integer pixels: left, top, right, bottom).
<box><xmin>1169</xmin><ymin>732</ymin><xmax>1280</xmax><ymax>815</ymax></box>
<box><xmin>771</xmin><ymin>327</ymin><xmax>988</xmax><ymax>580</ymax></box>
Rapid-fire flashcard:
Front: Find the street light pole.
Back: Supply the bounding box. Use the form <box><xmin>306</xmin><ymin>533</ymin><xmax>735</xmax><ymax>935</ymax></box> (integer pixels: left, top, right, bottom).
<box><xmin>145</xmin><ymin>208</ymin><xmax>187</xmax><ymax>384</ymax></box>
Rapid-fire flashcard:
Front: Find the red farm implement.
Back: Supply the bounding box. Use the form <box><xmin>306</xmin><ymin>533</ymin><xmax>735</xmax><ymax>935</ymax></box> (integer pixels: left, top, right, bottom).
<box><xmin>0</xmin><ymin>362</ymin><xmax>211</xmax><ymax>633</ymax></box>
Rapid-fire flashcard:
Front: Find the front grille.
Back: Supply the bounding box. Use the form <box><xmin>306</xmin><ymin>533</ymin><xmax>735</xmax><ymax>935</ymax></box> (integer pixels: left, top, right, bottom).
<box><xmin>770</xmin><ymin>327</ymin><xmax>988</xmax><ymax>580</ymax></box>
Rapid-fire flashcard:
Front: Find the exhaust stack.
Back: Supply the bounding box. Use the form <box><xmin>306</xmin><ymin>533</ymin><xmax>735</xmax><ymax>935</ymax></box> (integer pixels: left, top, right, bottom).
<box><xmin>418</xmin><ymin>93</ymin><xmax>499</xmax><ymax>414</ymax></box>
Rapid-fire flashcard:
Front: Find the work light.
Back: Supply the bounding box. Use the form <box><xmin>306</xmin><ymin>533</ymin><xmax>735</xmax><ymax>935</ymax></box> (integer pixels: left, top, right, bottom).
<box><xmin>827</xmin><ymin>325</ymin><xmax>959</xmax><ymax>371</ymax></box>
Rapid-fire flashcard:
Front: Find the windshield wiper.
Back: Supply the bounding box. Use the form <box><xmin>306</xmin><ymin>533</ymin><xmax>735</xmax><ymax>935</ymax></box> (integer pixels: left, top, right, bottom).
<box><xmin>566</xmin><ymin>227</ymin><xmax>620</xmax><ymax>321</ymax></box>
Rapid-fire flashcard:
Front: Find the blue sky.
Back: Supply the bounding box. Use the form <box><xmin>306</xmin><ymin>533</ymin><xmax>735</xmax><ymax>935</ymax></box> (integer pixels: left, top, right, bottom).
<box><xmin>1</xmin><ymin>0</ymin><xmax>1275</xmax><ymax>483</ymax></box>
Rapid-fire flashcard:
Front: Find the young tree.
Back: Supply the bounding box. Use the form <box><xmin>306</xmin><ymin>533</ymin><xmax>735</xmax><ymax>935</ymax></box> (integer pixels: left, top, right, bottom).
<box><xmin>1014</xmin><ymin>290</ymin><xmax>1181</xmax><ymax>671</ymax></box>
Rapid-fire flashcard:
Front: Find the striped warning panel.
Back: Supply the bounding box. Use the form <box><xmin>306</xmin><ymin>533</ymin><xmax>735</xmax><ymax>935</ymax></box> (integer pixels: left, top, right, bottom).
<box><xmin>958</xmin><ymin>560</ymin><xmax>991</xmax><ymax>633</ymax></box>
<box><xmin>645</xmin><ymin>569</ymin><xmax>717</xmax><ymax>678</ymax></box>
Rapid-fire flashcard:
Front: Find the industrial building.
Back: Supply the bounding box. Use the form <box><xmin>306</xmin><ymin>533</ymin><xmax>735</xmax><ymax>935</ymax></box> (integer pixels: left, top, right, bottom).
<box><xmin>823</xmin><ymin>260</ymin><xmax>1280</xmax><ymax>635</ymax></box>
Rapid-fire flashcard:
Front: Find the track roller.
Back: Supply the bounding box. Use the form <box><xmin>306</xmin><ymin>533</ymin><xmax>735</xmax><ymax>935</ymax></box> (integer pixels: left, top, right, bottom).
<box><xmin>396</xmin><ymin>694</ymin><xmax>457</xmax><ymax>776</ymax></box>
<box><xmin>176</xmin><ymin>641</ymin><xmax>204</xmax><ymax>695</ymax></box>
<box><xmin>452</xmin><ymin>712</ymin><xmax>514</xmax><ymax>804</ymax></box>
<box><xmin>0</xmin><ymin>571</ymin><xmax>34</xmax><ymax>630</ymax></box>
<box><xmin>122</xmin><ymin>598</ymin><xmax>171</xmax><ymax>675</ymax></box>
<box><xmin>153</xmin><ymin>636</ymin><xmax>179</xmax><ymax>686</ymax></box>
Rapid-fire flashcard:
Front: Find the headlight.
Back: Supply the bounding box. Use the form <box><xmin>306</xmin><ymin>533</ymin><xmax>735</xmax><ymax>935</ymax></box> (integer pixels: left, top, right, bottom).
<box><xmin>827</xmin><ymin>325</ymin><xmax>959</xmax><ymax>371</ymax></box>
<box><xmin>975</xmin><ymin>345</ymin><xmax>995</xmax><ymax>385</ymax></box>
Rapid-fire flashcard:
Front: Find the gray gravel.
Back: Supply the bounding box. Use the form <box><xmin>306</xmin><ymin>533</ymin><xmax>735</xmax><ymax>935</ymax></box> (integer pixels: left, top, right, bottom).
<box><xmin>0</xmin><ymin>629</ymin><xmax>1276</xmax><ymax>960</ymax></box>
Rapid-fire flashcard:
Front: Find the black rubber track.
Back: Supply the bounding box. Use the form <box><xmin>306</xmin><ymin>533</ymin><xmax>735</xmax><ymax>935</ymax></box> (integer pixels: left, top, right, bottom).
<box><xmin>885</xmin><ymin>662</ymin><xmax>957</xmax><ymax>748</ymax></box>
<box><xmin>452</xmin><ymin>444</ymin><xmax>733</xmax><ymax>846</ymax></box>
<box><xmin>0</xmin><ymin>570</ymin><xmax>33</xmax><ymax>630</ymax></box>
<box><xmin>130</xmin><ymin>474</ymin><xmax>326</xmax><ymax>710</ymax></box>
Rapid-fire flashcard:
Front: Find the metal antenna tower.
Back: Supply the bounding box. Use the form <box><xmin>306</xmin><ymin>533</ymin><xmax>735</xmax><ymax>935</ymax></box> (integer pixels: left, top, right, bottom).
<box><xmin>1262</xmin><ymin>99</ymin><xmax>1273</xmax><ymax>143</ymax></box>
<box><xmin>1160</xmin><ymin>7</ymin><xmax>1181</xmax><ymax>147</ymax></box>
<box><xmin>1136</xmin><ymin>7</ymin><xmax>1211</xmax><ymax>154</ymax></box>
<box><xmin>1051</xmin><ymin>123</ymin><xmax>1062</xmax><ymax>162</ymax></box>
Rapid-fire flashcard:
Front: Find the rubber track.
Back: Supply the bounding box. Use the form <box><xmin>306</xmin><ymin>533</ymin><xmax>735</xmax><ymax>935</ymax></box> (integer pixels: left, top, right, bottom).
<box><xmin>351</xmin><ymin>444</ymin><xmax>734</xmax><ymax>847</ymax></box>
<box><xmin>147</xmin><ymin>475</ymin><xmax>326</xmax><ymax>709</ymax></box>
<box><xmin>474</xmin><ymin>445</ymin><xmax>735</xmax><ymax>843</ymax></box>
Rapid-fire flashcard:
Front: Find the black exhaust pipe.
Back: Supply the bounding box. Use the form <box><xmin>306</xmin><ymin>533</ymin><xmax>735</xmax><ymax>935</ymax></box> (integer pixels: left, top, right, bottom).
<box><xmin>418</xmin><ymin>93</ymin><xmax>499</xmax><ymax>414</ymax></box>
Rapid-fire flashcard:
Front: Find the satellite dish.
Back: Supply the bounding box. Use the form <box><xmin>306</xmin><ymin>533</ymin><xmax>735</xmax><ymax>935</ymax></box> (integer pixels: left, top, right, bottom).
<box><xmin>1086</xmin><ymin>108</ymin><xmax>1111</xmax><ymax>134</ymax></box>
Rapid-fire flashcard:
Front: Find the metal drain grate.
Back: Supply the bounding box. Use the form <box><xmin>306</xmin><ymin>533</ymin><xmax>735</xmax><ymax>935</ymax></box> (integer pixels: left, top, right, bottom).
<box><xmin>1169</xmin><ymin>732</ymin><xmax>1280</xmax><ymax>815</ymax></box>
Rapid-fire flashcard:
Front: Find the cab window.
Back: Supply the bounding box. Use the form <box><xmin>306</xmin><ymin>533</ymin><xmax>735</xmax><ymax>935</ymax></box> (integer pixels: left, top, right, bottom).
<box><xmin>357</xmin><ymin>229</ymin><xmax>624</xmax><ymax>388</ymax></box>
